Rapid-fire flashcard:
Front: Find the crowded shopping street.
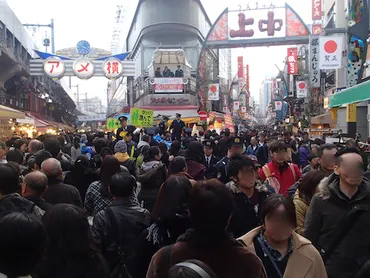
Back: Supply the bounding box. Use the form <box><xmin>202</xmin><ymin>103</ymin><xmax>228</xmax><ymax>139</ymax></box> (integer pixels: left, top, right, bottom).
<box><xmin>1</xmin><ymin>0</ymin><xmax>370</xmax><ymax>277</ymax></box>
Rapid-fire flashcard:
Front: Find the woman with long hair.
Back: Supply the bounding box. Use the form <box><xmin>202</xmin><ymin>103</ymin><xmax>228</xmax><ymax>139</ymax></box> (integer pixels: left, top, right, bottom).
<box><xmin>138</xmin><ymin>146</ymin><xmax>167</xmax><ymax>212</ymax></box>
<box><xmin>293</xmin><ymin>170</ymin><xmax>326</xmax><ymax>235</ymax></box>
<box><xmin>185</xmin><ymin>141</ymin><xmax>206</xmax><ymax>181</ymax></box>
<box><xmin>64</xmin><ymin>155</ymin><xmax>99</xmax><ymax>204</ymax></box>
<box><xmin>33</xmin><ymin>204</ymin><xmax>110</xmax><ymax>278</ymax></box>
<box><xmin>137</xmin><ymin>175</ymin><xmax>192</xmax><ymax>277</ymax></box>
<box><xmin>71</xmin><ymin>136</ymin><xmax>82</xmax><ymax>161</ymax></box>
<box><xmin>84</xmin><ymin>156</ymin><xmax>121</xmax><ymax>216</ymax></box>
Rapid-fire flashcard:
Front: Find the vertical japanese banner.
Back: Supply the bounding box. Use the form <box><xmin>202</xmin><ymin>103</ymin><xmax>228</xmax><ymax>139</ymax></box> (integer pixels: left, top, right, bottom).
<box><xmin>309</xmin><ymin>36</ymin><xmax>321</xmax><ymax>88</ymax></box>
<box><xmin>287</xmin><ymin>48</ymin><xmax>298</xmax><ymax>75</ymax></box>
<box><xmin>237</xmin><ymin>56</ymin><xmax>244</xmax><ymax>78</ymax></box>
<box><xmin>312</xmin><ymin>0</ymin><xmax>322</xmax><ymax>20</ymax></box>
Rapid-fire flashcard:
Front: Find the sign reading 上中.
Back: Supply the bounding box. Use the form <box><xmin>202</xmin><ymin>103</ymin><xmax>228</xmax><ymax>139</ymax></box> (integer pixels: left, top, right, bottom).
<box><xmin>287</xmin><ymin>48</ymin><xmax>298</xmax><ymax>75</ymax></box>
<box><xmin>130</xmin><ymin>108</ymin><xmax>154</xmax><ymax>127</ymax></box>
<box><xmin>309</xmin><ymin>36</ymin><xmax>321</xmax><ymax>88</ymax></box>
<box><xmin>319</xmin><ymin>36</ymin><xmax>344</xmax><ymax>69</ymax></box>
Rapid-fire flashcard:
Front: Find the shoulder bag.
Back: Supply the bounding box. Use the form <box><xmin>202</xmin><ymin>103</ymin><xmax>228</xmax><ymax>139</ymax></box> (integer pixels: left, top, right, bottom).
<box><xmin>105</xmin><ymin>207</ymin><xmax>133</xmax><ymax>278</ymax></box>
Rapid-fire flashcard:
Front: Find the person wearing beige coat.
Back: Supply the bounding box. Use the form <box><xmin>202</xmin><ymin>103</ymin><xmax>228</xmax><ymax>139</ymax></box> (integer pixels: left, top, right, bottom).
<box><xmin>239</xmin><ymin>226</ymin><xmax>327</xmax><ymax>278</ymax></box>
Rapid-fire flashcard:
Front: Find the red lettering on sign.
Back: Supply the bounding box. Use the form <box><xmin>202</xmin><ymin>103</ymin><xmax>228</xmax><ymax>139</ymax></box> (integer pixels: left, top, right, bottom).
<box><xmin>48</xmin><ymin>61</ymin><xmax>60</xmax><ymax>73</ymax></box>
<box><xmin>77</xmin><ymin>63</ymin><xmax>90</xmax><ymax>72</ymax></box>
<box><xmin>230</xmin><ymin>13</ymin><xmax>254</xmax><ymax>38</ymax></box>
<box><xmin>106</xmin><ymin>61</ymin><xmax>120</xmax><ymax>74</ymax></box>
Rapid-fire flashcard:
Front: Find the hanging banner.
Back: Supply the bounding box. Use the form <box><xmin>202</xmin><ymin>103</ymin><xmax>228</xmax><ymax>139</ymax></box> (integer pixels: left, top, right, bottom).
<box><xmin>233</xmin><ymin>101</ymin><xmax>240</xmax><ymax>111</ymax></box>
<box><xmin>287</xmin><ymin>48</ymin><xmax>298</xmax><ymax>75</ymax></box>
<box><xmin>319</xmin><ymin>36</ymin><xmax>344</xmax><ymax>69</ymax></box>
<box><xmin>275</xmin><ymin>101</ymin><xmax>283</xmax><ymax>111</ymax></box>
<box><xmin>208</xmin><ymin>84</ymin><xmax>220</xmax><ymax>101</ymax></box>
<box><xmin>153</xmin><ymin>78</ymin><xmax>184</xmax><ymax>93</ymax></box>
<box><xmin>130</xmin><ymin>108</ymin><xmax>154</xmax><ymax>127</ymax></box>
<box><xmin>312</xmin><ymin>0</ymin><xmax>322</xmax><ymax>20</ymax></box>
<box><xmin>241</xmin><ymin>106</ymin><xmax>247</xmax><ymax>113</ymax></box>
<box><xmin>296</xmin><ymin>81</ymin><xmax>308</xmax><ymax>98</ymax></box>
<box><xmin>224</xmin><ymin>113</ymin><xmax>234</xmax><ymax>133</ymax></box>
<box><xmin>237</xmin><ymin>56</ymin><xmax>244</xmax><ymax>78</ymax></box>
<box><xmin>309</xmin><ymin>36</ymin><xmax>321</xmax><ymax>88</ymax></box>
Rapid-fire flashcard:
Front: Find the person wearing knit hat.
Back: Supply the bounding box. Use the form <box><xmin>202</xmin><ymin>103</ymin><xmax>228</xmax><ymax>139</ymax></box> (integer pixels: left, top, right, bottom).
<box><xmin>114</xmin><ymin>140</ymin><xmax>137</xmax><ymax>177</ymax></box>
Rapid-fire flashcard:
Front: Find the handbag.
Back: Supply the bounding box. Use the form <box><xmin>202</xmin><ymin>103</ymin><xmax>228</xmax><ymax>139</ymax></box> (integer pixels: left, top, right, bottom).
<box><xmin>320</xmin><ymin>206</ymin><xmax>365</xmax><ymax>263</ymax></box>
<box><xmin>105</xmin><ymin>207</ymin><xmax>133</xmax><ymax>278</ymax></box>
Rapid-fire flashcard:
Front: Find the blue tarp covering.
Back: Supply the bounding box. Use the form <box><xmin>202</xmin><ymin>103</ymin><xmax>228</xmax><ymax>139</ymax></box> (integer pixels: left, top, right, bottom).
<box><xmin>34</xmin><ymin>50</ymin><xmax>130</xmax><ymax>61</ymax></box>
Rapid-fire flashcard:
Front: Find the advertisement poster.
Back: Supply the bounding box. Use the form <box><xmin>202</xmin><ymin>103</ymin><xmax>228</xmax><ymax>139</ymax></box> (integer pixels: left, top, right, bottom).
<box><xmin>130</xmin><ymin>108</ymin><xmax>154</xmax><ymax>127</ymax></box>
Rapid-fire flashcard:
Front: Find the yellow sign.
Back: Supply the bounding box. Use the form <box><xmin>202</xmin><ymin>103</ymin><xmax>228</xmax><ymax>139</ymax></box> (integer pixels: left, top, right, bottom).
<box><xmin>346</xmin><ymin>104</ymin><xmax>357</xmax><ymax>122</ymax></box>
<box><xmin>130</xmin><ymin>108</ymin><xmax>154</xmax><ymax>127</ymax></box>
<box><xmin>107</xmin><ymin>118</ymin><xmax>120</xmax><ymax>130</ymax></box>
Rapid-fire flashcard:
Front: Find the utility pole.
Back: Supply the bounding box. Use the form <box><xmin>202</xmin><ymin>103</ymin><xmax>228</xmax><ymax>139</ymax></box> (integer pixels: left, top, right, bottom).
<box><xmin>23</xmin><ymin>19</ymin><xmax>55</xmax><ymax>53</ymax></box>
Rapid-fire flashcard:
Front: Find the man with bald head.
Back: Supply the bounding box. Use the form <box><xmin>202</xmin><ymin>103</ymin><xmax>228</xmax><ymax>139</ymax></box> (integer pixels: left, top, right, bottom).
<box><xmin>41</xmin><ymin>158</ymin><xmax>82</xmax><ymax>207</ymax></box>
<box><xmin>22</xmin><ymin>171</ymin><xmax>52</xmax><ymax>212</ymax></box>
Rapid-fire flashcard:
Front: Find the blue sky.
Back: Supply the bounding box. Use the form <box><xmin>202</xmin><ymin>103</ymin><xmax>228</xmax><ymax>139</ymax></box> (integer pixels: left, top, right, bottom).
<box><xmin>7</xmin><ymin>0</ymin><xmax>312</xmax><ymax>105</ymax></box>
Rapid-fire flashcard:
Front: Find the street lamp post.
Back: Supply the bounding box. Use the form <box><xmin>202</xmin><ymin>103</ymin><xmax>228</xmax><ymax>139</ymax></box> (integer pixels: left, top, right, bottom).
<box><xmin>23</xmin><ymin>19</ymin><xmax>55</xmax><ymax>53</ymax></box>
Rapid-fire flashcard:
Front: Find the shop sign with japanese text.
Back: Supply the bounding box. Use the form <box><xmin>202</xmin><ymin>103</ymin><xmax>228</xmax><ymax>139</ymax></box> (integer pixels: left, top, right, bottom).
<box><xmin>153</xmin><ymin>78</ymin><xmax>183</xmax><ymax>93</ymax></box>
<box><xmin>287</xmin><ymin>48</ymin><xmax>298</xmax><ymax>75</ymax></box>
<box><xmin>208</xmin><ymin>84</ymin><xmax>220</xmax><ymax>101</ymax></box>
<box><xmin>103</xmin><ymin>58</ymin><xmax>123</xmax><ymax>80</ymax></box>
<box><xmin>319</xmin><ymin>36</ymin><xmax>344</xmax><ymax>69</ymax></box>
<box><xmin>43</xmin><ymin>57</ymin><xmax>65</xmax><ymax>79</ymax></box>
<box><xmin>312</xmin><ymin>0</ymin><xmax>322</xmax><ymax>20</ymax></box>
<box><xmin>73</xmin><ymin>57</ymin><xmax>95</xmax><ymax>79</ymax></box>
<box><xmin>130</xmin><ymin>108</ymin><xmax>154</xmax><ymax>127</ymax></box>
<box><xmin>309</xmin><ymin>36</ymin><xmax>321</xmax><ymax>88</ymax></box>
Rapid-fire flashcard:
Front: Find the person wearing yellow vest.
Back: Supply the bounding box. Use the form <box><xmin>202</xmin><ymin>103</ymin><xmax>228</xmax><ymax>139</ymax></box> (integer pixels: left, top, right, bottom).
<box><xmin>124</xmin><ymin>131</ymin><xmax>137</xmax><ymax>160</ymax></box>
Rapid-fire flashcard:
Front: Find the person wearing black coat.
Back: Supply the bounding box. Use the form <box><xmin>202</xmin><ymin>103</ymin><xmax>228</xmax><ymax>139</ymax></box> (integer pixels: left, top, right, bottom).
<box><xmin>203</xmin><ymin>140</ymin><xmax>218</xmax><ymax>179</ymax></box>
<box><xmin>226</xmin><ymin>156</ymin><xmax>270</xmax><ymax>238</ymax></box>
<box><xmin>170</xmin><ymin>114</ymin><xmax>185</xmax><ymax>141</ymax></box>
<box><xmin>64</xmin><ymin>155</ymin><xmax>99</xmax><ymax>204</ymax></box>
<box><xmin>92</xmin><ymin>172</ymin><xmax>150</xmax><ymax>277</ymax></box>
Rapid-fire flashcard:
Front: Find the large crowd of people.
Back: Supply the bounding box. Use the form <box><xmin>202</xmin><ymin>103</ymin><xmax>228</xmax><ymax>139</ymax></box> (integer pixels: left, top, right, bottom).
<box><xmin>1</xmin><ymin>116</ymin><xmax>370</xmax><ymax>278</ymax></box>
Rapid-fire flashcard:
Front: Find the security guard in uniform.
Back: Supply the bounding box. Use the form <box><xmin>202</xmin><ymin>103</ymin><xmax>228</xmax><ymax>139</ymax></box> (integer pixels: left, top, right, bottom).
<box><xmin>214</xmin><ymin>136</ymin><xmax>245</xmax><ymax>184</ymax></box>
<box><xmin>116</xmin><ymin>116</ymin><xmax>128</xmax><ymax>141</ymax></box>
<box><xmin>203</xmin><ymin>139</ymin><xmax>219</xmax><ymax>179</ymax></box>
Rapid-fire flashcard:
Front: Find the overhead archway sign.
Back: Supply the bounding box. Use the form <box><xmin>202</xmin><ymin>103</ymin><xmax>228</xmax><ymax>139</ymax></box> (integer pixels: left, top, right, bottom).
<box><xmin>30</xmin><ymin>41</ymin><xmax>135</xmax><ymax>80</ymax></box>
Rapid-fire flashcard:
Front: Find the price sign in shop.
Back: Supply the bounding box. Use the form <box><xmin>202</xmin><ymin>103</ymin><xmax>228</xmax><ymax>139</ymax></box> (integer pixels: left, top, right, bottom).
<box><xmin>130</xmin><ymin>108</ymin><xmax>154</xmax><ymax>127</ymax></box>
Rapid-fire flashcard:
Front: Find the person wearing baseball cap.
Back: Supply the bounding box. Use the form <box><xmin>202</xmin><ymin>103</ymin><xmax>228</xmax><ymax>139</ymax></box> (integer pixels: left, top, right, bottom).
<box><xmin>202</xmin><ymin>140</ymin><xmax>218</xmax><ymax>179</ymax></box>
<box><xmin>214</xmin><ymin>137</ymin><xmax>245</xmax><ymax>184</ymax></box>
<box><xmin>115</xmin><ymin>116</ymin><xmax>128</xmax><ymax>141</ymax></box>
<box><xmin>226</xmin><ymin>155</ymin><xmax>271</xmax><ymax>237</ymax></box>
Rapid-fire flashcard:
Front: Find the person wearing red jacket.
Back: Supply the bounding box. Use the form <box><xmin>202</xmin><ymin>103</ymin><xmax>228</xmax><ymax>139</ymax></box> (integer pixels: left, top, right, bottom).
<box><xmin>259</xmin><ymin>140</ymin><xmax>301</xmax><ymax>196</ymax></box>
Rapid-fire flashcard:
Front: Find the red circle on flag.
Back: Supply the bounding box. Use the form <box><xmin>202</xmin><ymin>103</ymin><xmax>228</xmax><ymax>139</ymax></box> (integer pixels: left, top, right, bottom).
<box><xmin>298</xmin><ymin>82</ymin><xmax>306</xmax><ymax>89</ymax></box>
<box><xmin>210</xmin><ymin>86</ymin><xmax>217</xmax><ymax>93</ymax></box>
<box><xmin>324</xmin><ymin>40</ymin><xmax>337</xmax><ymax>53</ymax></box>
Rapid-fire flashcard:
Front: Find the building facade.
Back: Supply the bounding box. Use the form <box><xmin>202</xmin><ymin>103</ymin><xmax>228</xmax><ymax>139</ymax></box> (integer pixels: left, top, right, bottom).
<box><xmin>0</xmin><ymin>0</ymin><xmax>76</xmax><ymax>135</ymax></box>
<box><xmin>108</xmin><ymin>0</ymin><xmax>230</xmax><ymax>119</ymax></box>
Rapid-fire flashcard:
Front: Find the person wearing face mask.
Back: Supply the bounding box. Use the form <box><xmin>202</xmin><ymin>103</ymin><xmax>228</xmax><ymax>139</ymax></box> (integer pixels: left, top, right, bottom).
<box><xmin>239</xmin><ymin>194</ymin><xmax>327</xmax><ymax>278</ymax></box>
<box><xmin>304</xmin><ymin>148</ymin><xmax>370</xmax><ymax>278</ymax></box>
<box><xmin>226</xmin><ymin>155</ymin><xmax>271</xmax><ymax>238</ymax></box>
<box><xmin>259</xmin><ymin>140</ymin><xmax>301</xmax><ymax>196</ymax></box>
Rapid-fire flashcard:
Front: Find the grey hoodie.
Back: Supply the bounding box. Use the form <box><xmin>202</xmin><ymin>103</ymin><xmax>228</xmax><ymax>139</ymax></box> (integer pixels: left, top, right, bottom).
<box><xmin>137</xmin><ymin>140</ymin><xmax>150</xmax><ymax>150</ymax></box>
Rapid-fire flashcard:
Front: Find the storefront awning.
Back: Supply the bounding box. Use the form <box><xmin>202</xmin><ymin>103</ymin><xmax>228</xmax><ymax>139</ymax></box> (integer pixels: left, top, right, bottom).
<box><xmin>329</xmin><ymin>80</ymin><xmax>370</xmax><ymax>108</ymax></box>
<box><xmin>311</xmin><ymin>112</ymin><xmax>336</xmax><ymax>125</ymax></box>
<box><xmin>16</xmin><ymin>116</ymin><xmax>35</xmax><ymax>125</ymax></box>
<box><xmin>0</xmin><ymin>105</ymin><xmax>25</xmax><ymax>119</ymax></box>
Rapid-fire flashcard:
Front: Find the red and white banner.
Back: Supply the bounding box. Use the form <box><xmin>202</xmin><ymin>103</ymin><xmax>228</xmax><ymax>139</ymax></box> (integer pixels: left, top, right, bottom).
<box><xmin>275</xmin><ymin>101</ymin><xmax>283</xmax><ymax>111</ymax></box>
<box><xmin>287</xmin><ymin>48</ymin><xmax>298</xmax><ymax>75</ymax></box>
<box><xmin>319</xmin><ymin>36</ymin><xmax>344</xmax><ymax>69</ymax></box>
<box><xmin>312</xmin><ymin>0</ymin><xmax>322</xmax><ymax>20</ymax></box>
<box><xmin>208</xmin><ymin>84</ymin><xmax>220</xmax><ymax>101</ymax></box>
<box><xmin>233</xmin><ymin>101</ymin><xmax>240</xmax><ymax>111</ymax></box>
<box><xmin>296</xmin><ymin>81</ymin><xmax>308</xmax><ymax>98</ymax></box>
<box><xmin>153</xmin><ymin>78</ymin><xmax>183</xmax><ymax>93</ymax></box>
<box><xmin>312</xmin><ymin>24</ymin><xmax>322</xmax><ymax>35</ymax></box>
<box><xmin>238</xmin><ymin>56</ymin><xmax>244</xmax><ymax>78</ymax></box>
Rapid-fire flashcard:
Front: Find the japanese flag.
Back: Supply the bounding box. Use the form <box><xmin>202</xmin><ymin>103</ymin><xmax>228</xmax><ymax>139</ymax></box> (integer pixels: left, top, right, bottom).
<box><xmin>319</xmin><ymin>36</ymin><xmax>344</xmax><ymax>69</ymax></box>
